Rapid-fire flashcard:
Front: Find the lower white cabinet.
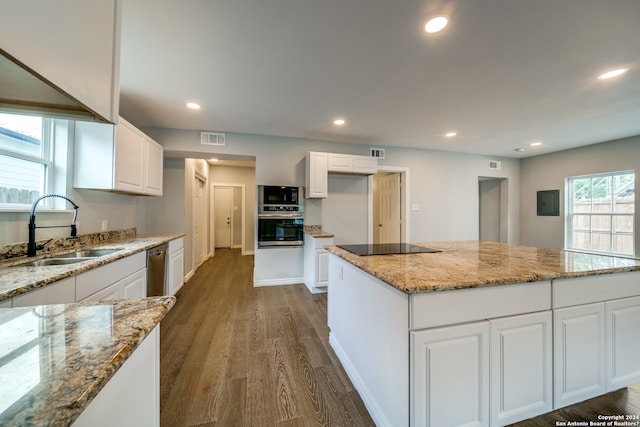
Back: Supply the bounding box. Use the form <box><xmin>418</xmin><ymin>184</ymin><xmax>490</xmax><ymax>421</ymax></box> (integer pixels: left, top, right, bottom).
<box><xmin>411</xmin><ymin>322</ymin><xmax>490</xmax><ymax>427</ymax></box>
<box><xmin>81</xmin><ymin>268</ymin><xmax>146</xmax><ymax>302</ymax></box>
<box><xmin>0</xmin><ymin>299</ymin><xmax>12</xmax><ymax>308</ymax></box>
<box><xmin>303</xmin><ymin>233</ymin><xmax>333</xmax><ymax>293</ymax></box>
<box><xmin>553</xmin><ymin>303</ymin><xmax>606</xmax><ymax>408</ymax></box>
<box><xmin>13</xmin><ymin>277</ymin><xmax>76</xmax><ymax>307</ymax></box>
<box><xmin>411</xmin><ymin>311</ymin><xmax>552</xmax><ymax>427</ymax></box>
<box><xmin>73</xmin><ymin>325</ymin><xmax>160</xmax><ymax>427</ymax></box>
<box><xmin>606</xmin><ymin>296</ymin><xmax>640</xmax><ymax>390</ymax></box>
<box><xmin>490</xmin><ymin>311</ymin><xmax>553</xmax><ymax>426</ymax></box>
<box><xmin>167</xmin><ymin>237</ymin><xmax>184</xmax><ymax>295</ymax></box>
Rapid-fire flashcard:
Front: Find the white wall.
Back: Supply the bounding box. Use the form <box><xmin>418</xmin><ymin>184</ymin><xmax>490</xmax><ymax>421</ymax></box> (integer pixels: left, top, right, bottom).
<box><xmin>144</xmin><ymin>127</ymin><xmax>521</xmax><ymax>284</ymax></box>
<box><xmin>520</xmin><ymin>136</ymin><xmax>640</xmax><ymax>254</ymax></box>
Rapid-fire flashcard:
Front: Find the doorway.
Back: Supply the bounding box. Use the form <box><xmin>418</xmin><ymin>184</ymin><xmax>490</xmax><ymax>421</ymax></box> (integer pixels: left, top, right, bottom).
<box><xmin>478</xmin><ymin>177</ymin><xmax>508</xmax><ymax>242</ymax></box>
<box><xmin>369</xmin><ymin>166</ymin><xmax>410</xmax><ymax>244</ymax></box>
<box><xmin>211</xmin><ymin>183</ymin><xmax>246</xmax><ymax>254</ymax></box>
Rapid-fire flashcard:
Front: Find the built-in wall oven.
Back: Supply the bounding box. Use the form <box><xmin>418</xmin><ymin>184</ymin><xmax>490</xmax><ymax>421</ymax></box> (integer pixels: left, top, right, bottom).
<box><xmin>258</xmin><ymin>185</ymin><xmax>304</xmax><ymax>248</ymax></box>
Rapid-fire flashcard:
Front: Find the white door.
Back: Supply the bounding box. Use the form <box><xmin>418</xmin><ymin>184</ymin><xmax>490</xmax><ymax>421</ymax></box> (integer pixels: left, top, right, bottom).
<box><xmin>606</xmin><ymin>296</ymin><xmax>640</xmax><ymax>390</ymax></box>
<box><xmin>376</xmin><ymin>173</ymin><xmax>401</xmax><ymax>243</ymax></box>
<box><xmin>214</xmin><ymin>186</ymin><xmax>233</xmax><ymax>248</ymax></box>
<box><xmin>193</xmin><ymin>177</ymin><xmax>206</xmax><ymax>267</ymax></box>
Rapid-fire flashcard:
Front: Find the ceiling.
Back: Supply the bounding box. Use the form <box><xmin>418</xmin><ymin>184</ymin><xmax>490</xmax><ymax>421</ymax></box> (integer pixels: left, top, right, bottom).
<box><xmin>119</xmin><ymin>0</ymin><xmax>640</xmax><ymax>159</ymax></box>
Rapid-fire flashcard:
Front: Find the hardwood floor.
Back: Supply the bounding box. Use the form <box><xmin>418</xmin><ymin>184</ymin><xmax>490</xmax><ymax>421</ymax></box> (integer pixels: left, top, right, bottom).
<box><xmin>160</xmin><ymin>249</ymin><xmax>640</xmax><ymax>427</ymax></box>
<box><xmin>159</xmin><ymin>249</ymin><xmax>374</xmax><ymax>426</ymax></box>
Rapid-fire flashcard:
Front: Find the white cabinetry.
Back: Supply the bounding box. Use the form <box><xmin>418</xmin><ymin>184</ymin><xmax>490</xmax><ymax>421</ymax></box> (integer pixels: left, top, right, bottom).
<box><xmin>74</xmin><ymin>117</ymin><xmax>163</xmax><ymax>196</ymax></box>
<box><xmin>0</xmin><ymin>0</ymin><xmax>121</xmax><ymax>123</ymax></box>
<box><xmin>305</xmin><ymin>151</ymin><xmax>328</xmax><ymax>199</ymax></box>
<box><xmin>411</xmin><ymin>322</ymin><xmax>490</xmax><ymax>427</ymax></box>
<box><xmin>77</xmin><ymin>252</ymin><xmax>146</xmax><ymax>302</ymax></box>
<box><xmin>13</xmin><ymin>277</ymin><xmax>76</xmax><ymax>307</ymax></box>
<box><xmin>490</xmin><ymin>311</ymin><xmax>553</xmax><ymax>426</ymax></box>
<box><xmin>606</xmin><ymin>296</ymin><xmax>640</xmax><ymax>390</ymax></box>
<box><xmin>73</xmin><ymin>326</ymin><xmax>160</xmax><ymax>427</ymax></box>
<box><xmin>303</xmin><ymin>233</ymin><xmax>333</xmax><ymax>293</ymax></box>
<box><xmin>305</xmin><ymin>151</ymin><xmax>377</xmax><ymax>199</ymax></box>
<box><xmin>0</xmin><ymin>300</ymin><xmax>12</xmax><ymax>308</ymax></box>
<box><xmin>167</xmin><ymin>238</ymin><xmax>185</xmax><ymax>295</ymax></box>
<box><xmin>327</xmin><ymin>153</ymin><xmax>377</xmax><ymax>174</ymax></box>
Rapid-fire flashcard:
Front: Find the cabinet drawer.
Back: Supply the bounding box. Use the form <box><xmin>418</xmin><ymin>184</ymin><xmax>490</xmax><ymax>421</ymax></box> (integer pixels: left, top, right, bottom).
<box><xmin>410</xmin><ymin>281</ymin><xmax>551</xmax><ymax>330</ymax></box>
<box><xmin>13</xmin><ymin>277</ymin><xmax>76</xmax><ymax>307</ymax></box>
<box><xmin>553</xmin><ymin>271</ymin><xmax>640</xmax><ymax>308</ymax></box>
<box><xmin>168</xmin><ymin>237</ymin><xmax>184</xmax><ymax>253</ymax></box>
<box><xmin>76</xmin><ymin>252</ymin><xmax>145</xmax><ymax>301</ymax></box>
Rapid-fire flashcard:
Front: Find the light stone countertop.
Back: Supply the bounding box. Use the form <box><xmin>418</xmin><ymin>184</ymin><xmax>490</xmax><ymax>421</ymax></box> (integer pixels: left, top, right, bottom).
<box><xmin>0</xmin><ymin>296</ymin><xmax>175</xmax><ymax>426</ymax></box>
<box><xmin>303</xmin><ymin>225</ymin><xmax>334</xmax><ymax>238</ymax></box>
<box><xmin>0</xmin><ymin>233</ymin><xmax>184</xmax><ymax>302</ymax></box>
<box><xmin>326</xmin><ymin>240</ymin><xmax>640</xmax><ymax>293</ymax></box>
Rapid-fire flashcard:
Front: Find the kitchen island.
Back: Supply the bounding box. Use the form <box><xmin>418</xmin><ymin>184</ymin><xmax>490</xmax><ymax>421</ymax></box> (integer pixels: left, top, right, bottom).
<box><xmin>0</xmin><ymin>296</ymin><xmax>175</xmax><ymax>426</ymax></box>
<box><xmin>326</xmin><ymin>241</ymin><xmax>640</xmax><ymax>427</ymax></box>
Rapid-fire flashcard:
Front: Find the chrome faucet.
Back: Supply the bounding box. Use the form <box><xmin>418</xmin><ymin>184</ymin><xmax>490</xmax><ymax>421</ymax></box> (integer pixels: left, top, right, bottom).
<box><xmin>28</xmin><ymin>194</ymin><xmax>79</xmax><ymax>257</ymax></box>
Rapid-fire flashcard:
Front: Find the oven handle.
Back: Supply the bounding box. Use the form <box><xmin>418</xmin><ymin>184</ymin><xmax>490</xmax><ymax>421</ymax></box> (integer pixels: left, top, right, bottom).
<box><xmin>258</xmin><ymin>213</ymin><xmax>304</xmax><ymax>219</ymax></box>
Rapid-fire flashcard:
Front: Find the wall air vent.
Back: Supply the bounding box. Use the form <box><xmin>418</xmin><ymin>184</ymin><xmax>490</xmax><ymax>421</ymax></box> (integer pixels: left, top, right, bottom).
<box><xmin>489</xmin><ymin>160</ymin><xmax>502</xmax><ymax>170</ymax></box>
<box><xmin>201</xmin><ymin>132</ymin><xmax>226</xmax><ymax>146</ymax></box>
<box><xmin>370</xmin><ymin>148</ymin><xmax>386</xmax><ymax>159</ymax></box>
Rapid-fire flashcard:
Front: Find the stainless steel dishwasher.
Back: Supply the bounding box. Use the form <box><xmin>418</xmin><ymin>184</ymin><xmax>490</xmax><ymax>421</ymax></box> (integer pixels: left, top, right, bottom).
<box><xmin>147</xmin><ymin>243</ymin><xmax>168</xmax><ymax>296</ymax></box>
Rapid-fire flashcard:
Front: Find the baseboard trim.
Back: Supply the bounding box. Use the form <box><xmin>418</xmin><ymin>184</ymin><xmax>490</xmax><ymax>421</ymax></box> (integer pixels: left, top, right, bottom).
<box><xmin>253</xmin><ymin>276</ymin><xmax>304</xmax><ymax>287</ymax></box>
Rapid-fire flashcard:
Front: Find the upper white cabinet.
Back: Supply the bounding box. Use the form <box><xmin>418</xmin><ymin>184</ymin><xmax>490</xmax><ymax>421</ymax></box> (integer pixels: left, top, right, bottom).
<box><xmin>0</xmin><ymin>0</ymin><xmax>122</xmax><ymax>123</ymax></box>
<box><xmin>327</xmin><ymin>153</ymin><xmax>378</xmax><ymax>174</ymax></box>
<box><xmin>305</xmin><ymin>151</ymin><xmax>377</xmax><ymax>199</ymax></box>
<box><xmin>74</xmin><ymin>117</ymin><xmax>163</xmax><ymax>196</ymax></box>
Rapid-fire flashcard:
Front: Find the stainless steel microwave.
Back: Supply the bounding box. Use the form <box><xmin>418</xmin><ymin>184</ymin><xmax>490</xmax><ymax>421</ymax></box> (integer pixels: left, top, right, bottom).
<box><xmin>258</xmin><ymin>185</ymin><xmax>303</xmax><ymax>213</ymax></box>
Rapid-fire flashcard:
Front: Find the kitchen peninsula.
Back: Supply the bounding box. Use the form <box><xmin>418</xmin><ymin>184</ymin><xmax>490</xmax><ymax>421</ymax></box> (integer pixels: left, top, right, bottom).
<box><xmin>326</xmin><ymin>241</ymin><xmax>640</xmax><ymax>427</ymax></box>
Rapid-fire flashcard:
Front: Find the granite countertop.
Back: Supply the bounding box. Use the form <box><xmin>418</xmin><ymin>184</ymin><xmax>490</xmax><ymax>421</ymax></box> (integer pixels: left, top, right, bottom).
<box><xmin>326</xmin><ymin>240</ymin><xmax>640</xmax><ymax>293</ymax></box>
<box><xmin>0</xmin><ymin>233</ymin><xmax>184</xmax><ymax>302</ymax></box>
<box><xmin>303</xmin><ymin>225</ymin><xmax>334</xmax><ymax>238</ymax></box>
<box><xmin>0</xmin><ymin>296</ymin><xmax>175</xmax><ymax>426</ymax></box>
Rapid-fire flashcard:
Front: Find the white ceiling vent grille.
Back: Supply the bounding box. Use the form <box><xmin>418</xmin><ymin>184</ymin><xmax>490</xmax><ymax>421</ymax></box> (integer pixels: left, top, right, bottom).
<box><xmin>370</xmin><ymin>148</ymin><xmax>385</xmax><ymax>159</ymax></box>
<box><xmin>489</xmin><ymin>160</ymin><xmax>502</xmax><ymax>170</ymax></box>
<box><xmin>201</xmin><ymin>132</ymin><xmax>226</xmax><ymax>146</ymax></box>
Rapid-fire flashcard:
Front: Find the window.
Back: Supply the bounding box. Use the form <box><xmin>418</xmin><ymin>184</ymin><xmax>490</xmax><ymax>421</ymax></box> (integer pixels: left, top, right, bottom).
<box><xmin>0</xmin><ymin>112</ymin><xmax>53</xmax><ymax>209</ymax></box>
<box><xmin>566</xmin><ymin>171</ymin><xmax>635</xmax><ymax>256</ymax></box>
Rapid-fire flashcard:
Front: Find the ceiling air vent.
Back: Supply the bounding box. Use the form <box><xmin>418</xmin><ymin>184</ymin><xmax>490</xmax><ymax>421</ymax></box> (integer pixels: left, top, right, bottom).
<box><xmin>201</xmin><ymin>132</ymin><xmax>226</xmax><ymax>146</ymax></box>
<box><xmin>489</xmin><ymin>160</ymin><xmax>502</xmax><ymax>170</ymax></box>
<box><xmin>370</xmin><ymin>148</ymin><xmax>385</xmax><ymax>159</ymax></box>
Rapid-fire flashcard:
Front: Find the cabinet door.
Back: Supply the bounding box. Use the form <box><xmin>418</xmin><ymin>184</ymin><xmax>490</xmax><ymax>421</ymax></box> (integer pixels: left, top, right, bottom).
<box><xmin>114</xmin><ymin>119</ymin><xmax>145</xmax><ymax>193</ymax></box>
<box><xmin>490</xmin><ymin>312</ymin><xmax>552</xmax><ymax>426</ymax></box>
<box><xmin>606</xmin><ymin>296</ymin><xmax>640</xmax><ymax>390</ymax></box>
<box><xmin>0</xmin><ymin>299</ymin><xmax>11</xmax><ymax>308</ymax></box>
<box><xmin>168</xmin><ymin>248</ymin><xmax>184</xmax><ymax>295</ymax></box>
<box><xmin>81</xmin><ymin>281</ymin><xmax>120</xmax><ymax>302</ymax></box>
<box><xmin>316</xmin><ymin>250</ymin><xmax>329</xmax><ymax>286</ymax></box>
<box><xmin>411</xmin><ymin>322</ymin><xmax>489</xmax><ymax>427</ymax></box>
<box><xmin>144</xmin><ymin>137</ymin><xmax>164</xmax><ymax>196</ymax></box>
<box><xmin>327</xmin><ymin>153</ymin><xmax>353</xmax><ymax>172</ymax></box>
<box><xmin>13</xmin><ymin>277</ymin><xmax>75</xmax><ymax>307</ymax></box>
<box><xmin>121</xmin><ymin>269</ymin><xmax>147</xmax><ymax>299</ymax></box>
<box><xmin>305</xmin><ymin>152</ymin><xmax>328</xmax><ymax>198</ymax></box>
<box><xmin>554</xmin><ymin>303</ymin><xmax>606</xmax><ymax>408</ymax></box>
<box><xmin>352</xmin><ymin>155</ymin><xmax>378</xmax><ymax>174</ymax></box>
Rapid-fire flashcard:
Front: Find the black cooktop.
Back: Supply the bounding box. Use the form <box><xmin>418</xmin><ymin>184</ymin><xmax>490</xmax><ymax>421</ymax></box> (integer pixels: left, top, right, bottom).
<box><xmin>337</xmin><ymin>243</ymin><xmax>442</xmax><ymax>256</ymax></box>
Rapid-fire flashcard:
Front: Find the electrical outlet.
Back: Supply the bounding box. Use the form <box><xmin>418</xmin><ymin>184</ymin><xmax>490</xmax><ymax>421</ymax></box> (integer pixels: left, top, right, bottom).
<box><xmin>101</xmin><ymin>220</ymin><xmax>108</xmax><ymax>231</ymax></box>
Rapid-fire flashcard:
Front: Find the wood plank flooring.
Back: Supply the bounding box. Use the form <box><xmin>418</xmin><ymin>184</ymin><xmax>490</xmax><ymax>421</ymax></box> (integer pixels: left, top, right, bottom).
<box><xmin>160</xmin><ymin>249</ymin><xmax>640</xmax><ymax>426</ymax></box>
<box><xmin>159</xmin><ymin>249</ymin><xmax>374</xmax><ymax>426</ymax></box>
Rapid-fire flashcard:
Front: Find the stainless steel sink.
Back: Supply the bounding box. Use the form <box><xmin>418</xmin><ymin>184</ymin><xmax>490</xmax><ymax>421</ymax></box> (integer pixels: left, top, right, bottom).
<box><xmin>55</xmin><ymin>248</ymin><xmax>124</xmax><ymax>258</ymax></box>
<box><xmin>12</xmin><ymin>258</ymin><xmax>92</xmax><ymax>267</ymax></box>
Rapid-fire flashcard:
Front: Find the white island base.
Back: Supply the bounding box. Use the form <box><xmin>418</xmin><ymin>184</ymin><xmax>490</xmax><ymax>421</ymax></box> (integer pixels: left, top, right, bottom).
<box><xmin>328</xmin><ymin>254</ymin><xmax>640</xmax><ymax>427</ymax></box>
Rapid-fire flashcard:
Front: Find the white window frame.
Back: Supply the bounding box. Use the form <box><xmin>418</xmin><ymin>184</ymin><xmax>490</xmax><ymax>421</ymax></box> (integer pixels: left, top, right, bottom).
<box><xmin>0</xmin><ymin>116</ymin><xmax>56</xmax><ymax>211</ymax></box>
<box><xmin>565</xmin><ymin>170</ymin><xmax>635</xmax><ymax>257</ymax></box>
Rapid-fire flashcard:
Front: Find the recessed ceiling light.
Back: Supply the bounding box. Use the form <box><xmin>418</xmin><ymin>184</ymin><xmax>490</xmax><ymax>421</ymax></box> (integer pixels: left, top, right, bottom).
<box><xmin>530</xmin><ymin>141</ymin><xmax>543</xmax><ymax>147</ymax></box>
<box><xmin>425</xmin><ymin>16</ymin><xmax>448</xmax><ymax>33</ymax></box>
<box><xmin>445</xmin><ymin>131</ymin><xmax>457</xmax><ymax>138</ymax></box>
<box><xmin>333</xmin><ymin>119</ymin><xmax>346</xmax><ymax>126</ymax></box>
<box><xmin>186</xmin><ymin>102</ymin><xmax>201</xmax><ymax>110</ymax></box>
<box><xmin>598</xmin><ymin>68</ymin><xmax>628</xmax><ymax>80</ymax></box>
